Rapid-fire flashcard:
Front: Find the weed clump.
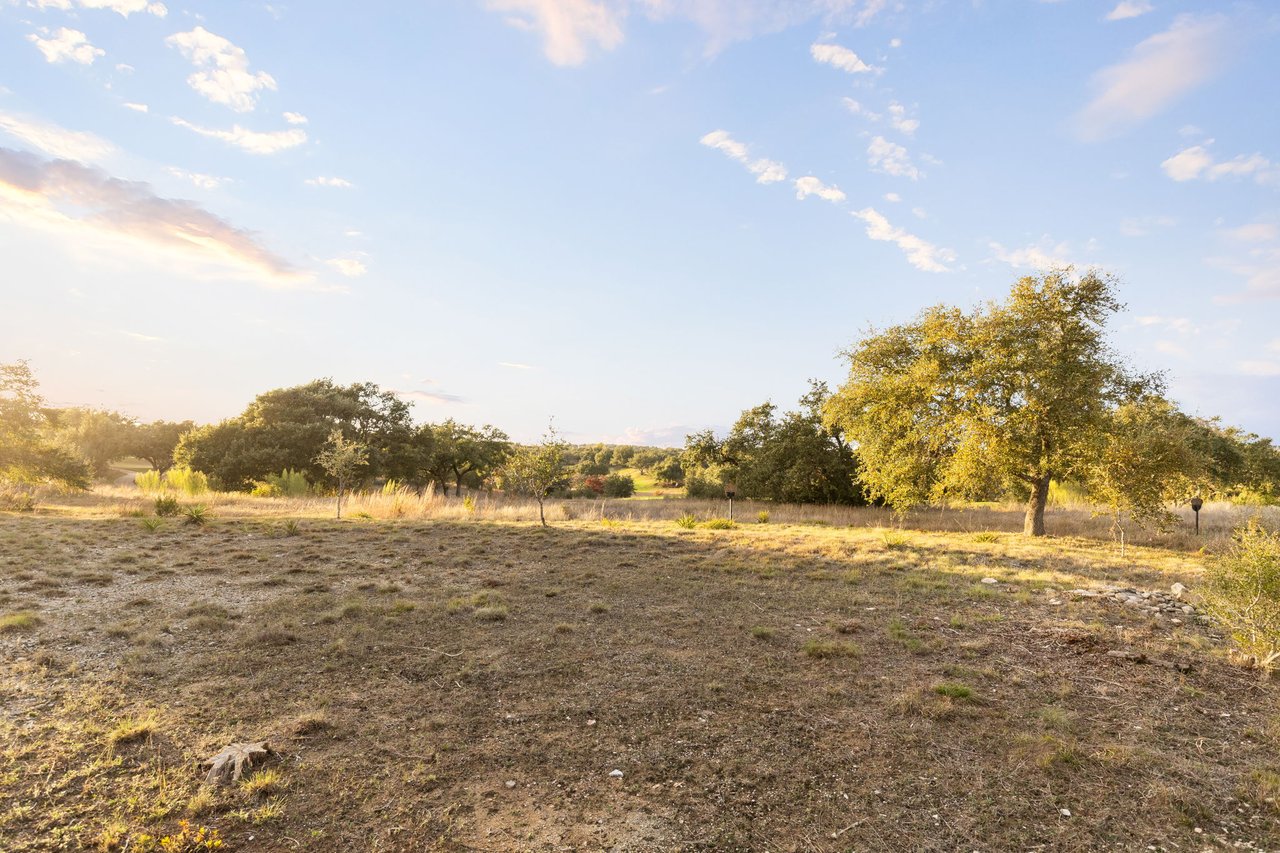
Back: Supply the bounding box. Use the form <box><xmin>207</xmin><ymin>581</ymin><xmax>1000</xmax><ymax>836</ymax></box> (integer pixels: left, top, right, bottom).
<box><xmin>703</xmin><ymin>518</ymin><xmax>736</xmax><ymax>530</ymax></box>
<box><xmin>675</xmin><ymin>513</ymin><xmax>698</xmax><ymax>529</ymax></box>
<box><xmin>933</xmin><ymin>682</ymin><xmax>973</xmax><ymax>700</ymax></box>
<box><xmin>154</xmin><ymin>495</ymin><xmax>180</xmax><ymax>517</ymax></box>
<box><xmin>0</xmin><ymin>611</ymin><xmax>41</xmax><ymax>633</ymax></box>
<box><xmin>1199</xmin><ymin>522</ymin><xmax>1280</xmax><ymax>670</ymax></box>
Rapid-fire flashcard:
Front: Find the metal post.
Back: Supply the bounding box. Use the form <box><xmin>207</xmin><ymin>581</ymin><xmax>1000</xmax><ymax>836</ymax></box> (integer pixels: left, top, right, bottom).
<box><xmin>1191</xmin><ymin>496</ymin><xmax>1203</xmax><ymax>536</ymax></box>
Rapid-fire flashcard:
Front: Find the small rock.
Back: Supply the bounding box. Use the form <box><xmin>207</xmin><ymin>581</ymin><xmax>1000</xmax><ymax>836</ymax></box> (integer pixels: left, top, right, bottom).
<box><xmin>1182</xmin><ymin>605</ymin><xmax>1194</xmax><ymax>614</ymax></box>
<box><xmin>1048</xmin><ymin>598</ymin><xmax>1063</xmax><ymax>605</ymax></box>
<box><xmin>1171</xmin><ymin>582</ymin><xmax>1187</xmax><ymax>600</ymax></box>
<box><xmin>980</xmin><ymin>578</ymin><xmax>998</xmax><ymax>585</ymax></box>
<box><xmin>609</xmin><ymin>769</ymin><xmax>623</xmax><ymax>778</ymax></box>
<box><xmin>505</xmin><ymin>780</ymin><xmax>517</xmax><ymax>789</ymax></box>
<box><xmin>587</xmin><ymin>719</ymin><xmax>597</xmax><ymax>727</ymax></box>
<box><xmin>1060</xmin><ymin>808</ymin><xmax>1072</xmax><ymax>817</ymax></box>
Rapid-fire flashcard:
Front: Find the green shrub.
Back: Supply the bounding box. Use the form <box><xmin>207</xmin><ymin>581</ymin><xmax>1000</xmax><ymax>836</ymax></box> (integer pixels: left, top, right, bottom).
<box><xmin>139</xmin><ymin>518</ymin><xmax>163</xmax><ymax>532</ymax></box>
<box><xmin>674</xmin><ymin>513</ymin><xmax>697</xmax><ymax>529</ymax></box>
<box><xmin>183</xmin><ymin>504</ymin><xmax>211</xmax><ymax>526</ymax></box>
<box><xmin>253</xmin><ymin>469</ymin><xmax>309</xmax><ymax>498</ymax></box>
<box><xmin>1200</xmin><ymin>522</ymin><xmax>1280</xmax><ymax>670</ymax></box>
<box><xmin>165</xmin><ymin>467</ymin><xmax>209</xmax><ymax>496</ymax></box>
<box><xmin>134</xmin><ymin>469</ymin><xmax>164</xmax><ymax>493</ymax></box>
<box><xmin>684</xmin><ymin>475</ymin><xmax>724</xmax><ymax>499</ymax></box>
<box><xmin>602</xmin><ymin>474</ymin><xmax>635</xmax><ymax>498</ymax></box>
<box><xmin>756</xmin><ymin>510</ymin><xmax>770</xmax><ymax>524</ymax></box>
<box><xmin>154</xmin><ymin>495</ymin><xmax>181</xmax><ymax>517</ymax></box>
<box><xmin>933</xmin><ymin>682</ymin><xmax>974</xmax><ymax>699</ymax></box>
<box><xmin>703</xmin><ymin>517</ymin><xmax>736</xmax><ymax>530</ymax></box>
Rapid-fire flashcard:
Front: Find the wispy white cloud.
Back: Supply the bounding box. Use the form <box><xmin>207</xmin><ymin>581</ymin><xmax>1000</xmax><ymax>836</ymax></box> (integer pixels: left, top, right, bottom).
<box><xmin>27</xmin><ymin>27</ymin><xmax>104</xmax><ymax>64</ymax></box>
<box><xmin>1135</xmin><ymin>315</ymin><xmax>1196</xmax><ymax>334</ymax></box>
<box><xmin>1105</xmin><ymin>0</ymin><xmax>1153</xmax><ymax>21</ymax></box>
<box><xmin>1119</xmin><ymin>214</ymin><xmax>1176</xmax><ymax>236</ymax></box>
<box><xmin>1222</xmin><ymin>223</ymin><xmax>1279</xmax><ymax>243</ymax></box>
<box><xmin>165</xmin><ymin>166</ymin><xmax>228</xmax><ymax>190</ymax></box>
<box><xmin>486</xmin><ymin>0</ymin><xmax>624</xmax><ymax>66</ymax></box>
<box><xmin>793</xmin><ymin>175</ymin><xmax>845</xmax><ymax>203</ymax></box>
<box><xmin>0</xmin><ymin>146</ymin><xmax>311</xmax><ymax>287</ymax></box>
<box><xmin>498</xmin><ymin>361</ymin><xmax>534</xmax><ymax>370</ymax></box>
<box><xmin>1161</xmin><ymin>142</ymin><xmax>1279</xmax><ymax>187</ymax></box>
<box><xmin>866</xmin><ymin>135</ymin><xmax>919</xmax><ymax>180</ymax></box>
<box><xmin>400</xmin><ymin>389</ymin><xmax>466</xmax><ymax>405</ymax></box>
<box><xmin>841</xmin><ymin>97</ymin><xmax>881</xmax><ymax>122</ymax></box>
<box><xmin>987</xmin><ymin>237</ymin><xmax>1073</xmax><ymax>270</ymax></box>
<box><xmin>883</xmin><ymin>192</ymin><xmax>901</xmax><ymax>202</ymax></box>
<box><xmin>484</xmin><ymin>1</ymin><xmax>886</xmax><ymax>65</ymax></box>
<box><xmin>851</xmin><ymin>207</ymin><xmax>954</xmax><ymax>272</ymax></box>
<box><xmin>305</xmin><ymin>176</ymin><xmax>353</xmax><ymax>188</ymax></box>
<box><xmin>700</xmin><ymin>129</ymin><xmax>787</xmax><ymax>184</ymax></box>
<box><xmin>171</xmin><ymin>117</ymin><xmax>307</xmax><ymax>154</ymax></box>
<box><xmin>282</xmin><ymin>111</ymin><xmax>308</xmax><ymax>125</ymax></box>
<box><xmin>122</xmin><ymin>102</ymin><xmax>148</xmax><ymax>113</ymax></box>
<box><xmin>1237</xmin><ymin>360</ymin><xmax>1280</xmax><ymax>377</ymax></box>
<box><xmin>325</xmin><ymin>256</ymin><xmax>367</xmax><ymax>277</ymax></box>
<box><xmin>32</xmin><ymin>0</ymin><xmax>167</xmax><ymax>17</ymax></box>
<box><xmin>0</xmin><ymin>110</ymin><xmax>114</xmax><ymax>162</ymax></box>
<box><xmin>810</xmin><ymin>42</ymin><xmax>880</xmax><ymax>74</ymax></box>
<box><xmin>887</xmin><ymin>102</ymin><xmax>918</xmax><ymax>136</ymax></box>
<box><xmin>1076</xmin><ymin>14</ymin><xmax>1231</xmax><ymax>141</ymax></box>
<box><xmin>1211</xmin><ymin>245</ymin><xmax>1280</xmax><ymax>303</ymax></box>
<box><xmin>122</xmin><ymin>330</ymin><xmax>163</xmax><ymax>343</ymax></box>
<box><xmin>167</xmin><ymin>27</ymin><xmax>277</xmax><ymax>112</ymax></box>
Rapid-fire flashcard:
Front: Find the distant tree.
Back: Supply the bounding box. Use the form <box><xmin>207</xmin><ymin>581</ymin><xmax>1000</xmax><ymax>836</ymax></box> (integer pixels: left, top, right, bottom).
<box><xmin>651</xmin><ymin>455</ymin><xmax>684</xmax><ymax>486</ymax></box>
<box><xmin>825</xmin><ymin>269</ymin><xmax>1160</xmax><ymax>535</ymax></box>
<box><xmin>419</xmin><ymin>420</ymin><xmax>510</xmax><ymax>496</ymax></box>
<box><xmin>0</xmin><ymin>361</ymin><xmax>90</xmax><ymax>490</ymax></box>
<box><xmin>131</xmin><ymin>420</ymin><xmax>195</xmax><ymax>473</ymax></box>
<box><xmin>175</xmin><ymin>379</ymin><xmax>414</xmax><ymax>490</ymax></box>
<box><xmin>1080</xmin><ymin>397</ymin><xmax>1202</xmax><ymax>552</ymax></box>
<box><xmin>501</xmin><ymin>425</ymin><xmax>568</xmax><ymax>527</ymax></box>
<box><xmin>602</xmin><ymin>473</ymin><xmax>635</xmax><ymax>498</ymax></box>
<box><xmin>49</xmin><ymin>407</ymin><xmax>136</xmax><ymax>478</ymax></box>
<box><xmin>682</xmin><ymin>381</ymin><xmax>862</xmax><ymax>505</ymax></box>
<box><xmin>314</xmin><ymin>429</ymin><xmax>369</xmax><ymax>519</ymax></box>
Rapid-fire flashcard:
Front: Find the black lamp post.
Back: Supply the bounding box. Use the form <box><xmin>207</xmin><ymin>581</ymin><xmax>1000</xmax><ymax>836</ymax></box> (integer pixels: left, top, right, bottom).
<box><xmin>725</xmin><ymin>482</ymin><xmax>737</xmax><ymax>521</ymax></box>
<box><xmin>1190</xmin><ymin>496</ymin><xmax>1203</xmax><ymax>535</ymax></box>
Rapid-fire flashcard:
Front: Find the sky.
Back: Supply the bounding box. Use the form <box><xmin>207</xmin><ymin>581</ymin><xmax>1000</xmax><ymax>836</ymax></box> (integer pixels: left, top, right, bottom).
<box><xmin>1</xmin><ymin>0</ymin><xmax>1278</xmax><ymax>445</ymax></box>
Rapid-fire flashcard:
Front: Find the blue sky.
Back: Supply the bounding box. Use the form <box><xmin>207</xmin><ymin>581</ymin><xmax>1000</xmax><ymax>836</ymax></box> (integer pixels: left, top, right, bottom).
<box><xmin>1</xmin><ymin>0</ymin><xmax>1277</xmax><ymax>444</ymax></box>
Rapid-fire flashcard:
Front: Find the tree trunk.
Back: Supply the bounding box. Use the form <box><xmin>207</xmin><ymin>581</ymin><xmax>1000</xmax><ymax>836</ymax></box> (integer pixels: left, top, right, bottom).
<box><xmin>1024</xmin><ymin>474</ymin><xmax>1050</xmax><ymax>536</ymax></box>
<box><xmin>336</xmin><ymin>480</ymin><xmax>343</xmax><ymax>519</ymax></box>
<box><xmin>537</xmin><ymin>497</ymin><xmax>547</xmax><ymax>527</ymax></box>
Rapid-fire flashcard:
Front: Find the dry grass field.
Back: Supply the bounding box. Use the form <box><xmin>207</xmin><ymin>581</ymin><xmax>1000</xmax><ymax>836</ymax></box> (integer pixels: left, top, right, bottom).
<box><xmin>2</xmin><ymin>490</ymin><xmax>1279</xmax><ymax>851</ymax></box>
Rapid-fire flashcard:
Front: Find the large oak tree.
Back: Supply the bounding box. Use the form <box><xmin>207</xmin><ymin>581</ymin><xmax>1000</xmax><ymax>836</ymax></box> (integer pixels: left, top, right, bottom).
<box><xmin>825</xmin><ymin>270</ymin><xmax>1165</xmax><ymax>536</ymax></box>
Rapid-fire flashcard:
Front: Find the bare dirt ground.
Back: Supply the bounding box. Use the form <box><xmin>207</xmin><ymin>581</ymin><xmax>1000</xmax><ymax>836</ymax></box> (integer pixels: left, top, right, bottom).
<box><xmin>2</xmin><ymin>501</ymin><xmax>1278</xmax><ymax>851</ymax></box>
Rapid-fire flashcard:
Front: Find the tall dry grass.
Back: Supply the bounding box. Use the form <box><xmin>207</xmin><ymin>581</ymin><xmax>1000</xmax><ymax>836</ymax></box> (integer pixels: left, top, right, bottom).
<box><xmin>31</xmin><ymin>483</ymin><xmax>1278</xmax><ymax>552</ymax></box>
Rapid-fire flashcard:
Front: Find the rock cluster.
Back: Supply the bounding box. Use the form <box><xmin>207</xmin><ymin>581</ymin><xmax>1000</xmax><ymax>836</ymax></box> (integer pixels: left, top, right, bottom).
<box><xmin>1069</xmin><ymin>584</ymin><xmax>1209</xmax><ymax>625</ymax></box>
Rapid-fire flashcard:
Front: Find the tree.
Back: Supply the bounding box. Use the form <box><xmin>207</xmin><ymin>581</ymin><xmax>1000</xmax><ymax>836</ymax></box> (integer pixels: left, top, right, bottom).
<box><xmin>131</xmin><ymin>420</ymin><xmax>195</xmax><ymax>473</ymax></box>
<box><xmin>175</xmin><ymin>379</ymin><xmax>415</xmax><ymax>490</ymax></box>
<box><xmin>681</xmin><ymin>381</ymin><xmax>863</xmax><ymax>505</ymax></box>
<box><xmin>501</xmin><ymin>425</ymin><xmax>568</xmax><ymax>527</ymax></box>
<box><xmin>314</xmin><ymin>429</ymin><xmax>369</xmax><ymax>519</ymax></box>
<box><xmin>49</xmin><ymin>407</ymin><xmax>136</xmax><ymax>478</ymax></box>
<box><xmin>0</xmin><ymin>361</ymin><xmax>90</xmax><ymax>490</ymax></box>
<box><xmin>1080</xmin><ymin>397</ymin><xmax>1201</xmax><ymax>553</ymax></box>
<box><xmin>825</xmin><ymin>270</ymin><xmax>1160</xmax><ymax>535</ymax></box>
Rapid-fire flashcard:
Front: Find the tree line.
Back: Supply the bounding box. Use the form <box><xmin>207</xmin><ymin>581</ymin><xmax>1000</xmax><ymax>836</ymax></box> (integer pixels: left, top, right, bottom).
<box><xmin>4</xmin><ymin>269</ymin><xmax>1278</xmax><ymax>534</ymax></box>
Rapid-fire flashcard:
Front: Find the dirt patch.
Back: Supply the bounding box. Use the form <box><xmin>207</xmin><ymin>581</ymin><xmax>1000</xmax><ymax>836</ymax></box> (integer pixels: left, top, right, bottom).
<box><xmin>1</xmin><ymin>514</ymin><xmax>1277</xmax><ymax>851</ymax></box>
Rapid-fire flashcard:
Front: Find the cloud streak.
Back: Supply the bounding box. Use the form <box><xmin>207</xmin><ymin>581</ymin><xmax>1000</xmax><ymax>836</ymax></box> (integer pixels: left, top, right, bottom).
<box><xmin>851</xmin><ymin>207</ymin><xmax>954</xmax><ymax>272</ymax></box>
<box><xmin>810</xmin><ymin>42</ymin><xmax>880</xmax><ymax>75</ymax></box>
<box><xmin>171</xmin><ymin>117</ymin><xmax>307</xmax><ymax>154</ymax></box>
<box><xmin>28</xmin><ymin>28</ymin><xmax>104</xmax><ymax>64</ymax></box>
<box><xmin>0</xmin><ymin>146</ymin><xmax>311</xmax><ymax>287</ymax></box>
<box><xmin>0</xmin><ymin>110</ymin><xmax>115</xmax><ymax>162</ymax></box>
<box><xmin>1076</xmin><ymin>13</ymin><xmax>1232</xmax><ymax>141</ymax></box>
<box><xmin>1161</xmin><ymin>143</ymin><xmax>1279</xmax><ymax>187</ymax></box>
<box><xmin>700</xmin><ymin>129</ymin><xmax>787</xmax><ymax>184</ymax></box>
<box><xmin>167</xmin><ymin>27</ymin><xmax>277</xmax><ymax>112</ymax></box>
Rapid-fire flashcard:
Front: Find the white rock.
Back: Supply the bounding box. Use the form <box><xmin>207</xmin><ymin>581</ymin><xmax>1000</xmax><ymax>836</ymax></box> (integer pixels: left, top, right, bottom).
<box><xmin>980</xmin><ymin>578</ymin><xmax>998</xmax><ymax>585</ymax></box>
<box><xmin>1171</xmin><ymin>582</ymin><xmax>1187</xmax><ymax>600</ymax></box>
<box><xmin>505</xmin><ymin>780</ymin><xmax>516</xmax><ymax>789</ymax></box>
<box><xmin>609</xmin><ymin>769</ymin><xmax>623</xmax><ymax>778</ymax></box>
<box><xmin>1060</xmin><ymin>808</ymin><xmax>1072</xmax><ymax>817</ymax></box>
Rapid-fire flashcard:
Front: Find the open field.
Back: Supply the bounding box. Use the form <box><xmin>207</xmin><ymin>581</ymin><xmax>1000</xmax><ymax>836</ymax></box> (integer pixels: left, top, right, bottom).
<box><xmin>2</xmin><ymin>491</ymin><xmax>1279</xmax><ymax>851</ymax></box>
